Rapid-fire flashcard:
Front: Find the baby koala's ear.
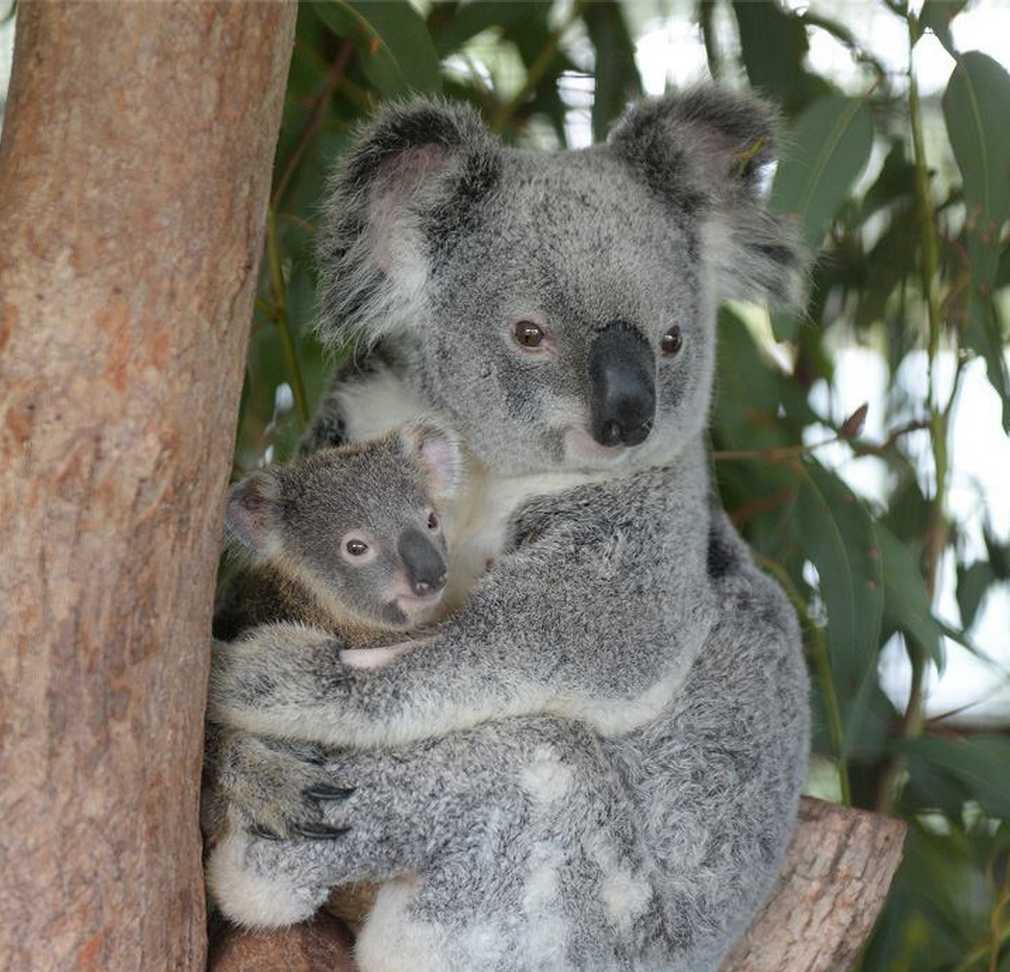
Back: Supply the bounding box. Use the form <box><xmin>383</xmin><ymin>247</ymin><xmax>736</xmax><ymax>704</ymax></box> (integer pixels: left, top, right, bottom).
<box><xmin>224</xmin><ymin>470</ymin><xmax>282</xmax><ymax>556</ymax></box>
<box><xmin>398</xmin><ymin>422</ymin><xmax>465</xmax><ymax>501</ymax></box>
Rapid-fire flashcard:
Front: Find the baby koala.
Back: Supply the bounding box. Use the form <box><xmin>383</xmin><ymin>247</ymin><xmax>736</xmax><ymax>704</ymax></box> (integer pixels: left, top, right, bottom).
<box><xmin>203</xmin><ymin>421</ymin><xmax>464</xmax><ymax>930</ymax></box>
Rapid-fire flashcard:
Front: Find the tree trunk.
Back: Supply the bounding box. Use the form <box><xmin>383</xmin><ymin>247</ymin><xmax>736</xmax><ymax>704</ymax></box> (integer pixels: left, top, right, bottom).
<box><xmin>0</xmin><ymin>3</ymin><xmax>296</xmax><ymax>970</ymax></box>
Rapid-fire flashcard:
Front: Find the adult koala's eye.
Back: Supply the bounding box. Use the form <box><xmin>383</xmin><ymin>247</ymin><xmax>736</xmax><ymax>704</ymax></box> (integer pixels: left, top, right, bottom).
<box><xmin>427</xmin><ymin>511</ymin><xmax>440</xmax><ymax>530</ymax></box>
<box><xmin>513</xmin><ymin>320</ymin><xmax>546</xmax><ymax>350</ymax></box>
<box><xmin>345</xmin><ymin>539</ymin><xmax>369</xmax><ymax>556</ymax></box>
<box><xmin>661</xmin><ymin>325</ymin><xmax>683</xmax><ymax>356</ymax></box>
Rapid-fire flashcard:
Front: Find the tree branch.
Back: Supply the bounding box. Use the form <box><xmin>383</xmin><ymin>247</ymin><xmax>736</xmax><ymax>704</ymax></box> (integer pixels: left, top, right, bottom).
<box><xmin>722</xmin><ymin>798</ymin><xmax>906</xmax><ymax>972</ymax></box>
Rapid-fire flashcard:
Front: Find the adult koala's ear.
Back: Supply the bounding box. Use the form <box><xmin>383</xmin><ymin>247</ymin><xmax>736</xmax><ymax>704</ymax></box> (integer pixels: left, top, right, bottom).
<box><xmin>398</xmin><ymin>421</ymin><xmax>465</xmax><ymax>502</ymax></box>
<box><xmin>224</xmin><ymin>471</ymin><xmax>282</xmax><ymax>558</ymax></box>
<box><xmin>316</xmin><ymin>99</ymin><xmax>499</xmax><ymax>347</ymax></box>
<box><xmin>609</xmin><ymin>86</ymin><xmax>807</xmax><ymax>312</ymax></box>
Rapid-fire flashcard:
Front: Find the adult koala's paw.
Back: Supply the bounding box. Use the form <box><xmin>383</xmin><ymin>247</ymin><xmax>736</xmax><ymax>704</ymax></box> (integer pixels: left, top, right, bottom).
<box><xmin>213</xmin><ymin>730</ymin><xmax>351</xmax><ymax>841</ymax></box>
<box><xmin>296</xmin><ymin>748</ymin><xmax>443</xmax><ymax>884</ymax></box>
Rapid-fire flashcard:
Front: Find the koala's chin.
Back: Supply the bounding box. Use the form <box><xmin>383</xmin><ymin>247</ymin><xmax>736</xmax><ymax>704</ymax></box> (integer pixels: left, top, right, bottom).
<box><xmin>562</xmin><ymin>427</ymin><xmax>639</xmax><ymax>471</ymax></box>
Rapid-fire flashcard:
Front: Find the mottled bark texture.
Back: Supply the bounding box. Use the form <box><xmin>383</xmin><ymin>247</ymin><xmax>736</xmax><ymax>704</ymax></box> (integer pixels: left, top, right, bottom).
<box><xmin>0</xmin><ymin>3</ymin><xmax>296</xmax><ymax>970</ymax></box>
<box><xmin>723</xmin><ymin>798</ymin><xmax>907</xmax><ymax>972</ymax></box>
<box><xmin>210</xmin><ymin>798</ymin><xmax>906</xmax><ymax>971</ymax></box>
<box><xmin>210</xmin><ymin>913</ymin><xmax>358</xmax><ymax>972</ymax></box>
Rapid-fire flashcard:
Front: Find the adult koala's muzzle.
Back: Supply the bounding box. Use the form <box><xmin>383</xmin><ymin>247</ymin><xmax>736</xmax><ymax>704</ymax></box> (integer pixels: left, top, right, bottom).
<box><xmin>587</xmin><ymin>321</ymin><xmax>656</xmax><ymax>448</ymax></box>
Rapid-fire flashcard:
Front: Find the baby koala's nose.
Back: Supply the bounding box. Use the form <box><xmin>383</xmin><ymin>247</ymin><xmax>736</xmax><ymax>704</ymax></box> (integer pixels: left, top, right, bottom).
<box><xmin>398</xmin><ymin>526</ymin><xmax>447</xmax><ymax>598</ymax></box>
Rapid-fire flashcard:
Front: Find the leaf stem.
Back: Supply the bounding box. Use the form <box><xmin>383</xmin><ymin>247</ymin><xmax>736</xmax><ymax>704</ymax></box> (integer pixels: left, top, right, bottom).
<box><xmin>878</xmin><ymin>11</ymin><xmax>957</xmax><ymax>814</ymax></box>
<box><xmin>266</xmin><ymin>208</ymin><xmax>310</xmax><ymax>429</ymax></box>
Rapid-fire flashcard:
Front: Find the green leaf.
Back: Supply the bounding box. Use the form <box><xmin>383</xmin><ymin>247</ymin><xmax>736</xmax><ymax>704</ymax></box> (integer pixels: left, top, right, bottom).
<box><xmin>944</xmin><ymin>52</ymin><xmax>1010</xmax><ymax>431</ymax></box>
<box><xmin>583</xmin><ymin>1</ymin><xmax>642</xmax><ymax>143</ymax></box>
<box><xmin>958</xmin><ymin>560</ymin><xmax>996</xmax><ymax>630</ymax></box>
<box><xmin>429</xmin><ymin>0</ymin><xmax>536</xmax><ymax>58</ymax></box>
<box><xmin>794</xmin><ymin>460</ymin><xmax>883</xmax><ymax>741</ymax></box>
<box><xmin>314</xmin><ymin>0</ymin><xmax>443</xmax><ymax>95</ymax></box>
<box><xmin>768</xmin><ymin>95</ymin><xmax>873</xmax><ymax>340</ymax></box>
<box><xmin>732</xmin><ymin>1</ymin><xmax>833</xmax><ymax>117</ymax></box>
<box><xmin>902</xmin><ymin>736</ymin><xmax>1010</xmax><ymax>819</ymax></box>
<box><xmin>771</xmin><ymin>95</ymin><xmax>875</xmax><ymax>250</ymax></box>
<box><xmin>876</xmin><ymin>523</ymin><xmax>944</xmax><ymax>669</ymax></box>
<box><xmin>918</xmin><ymin>1</ymin><xmax>967</xmax><ymax>58</ymax></box>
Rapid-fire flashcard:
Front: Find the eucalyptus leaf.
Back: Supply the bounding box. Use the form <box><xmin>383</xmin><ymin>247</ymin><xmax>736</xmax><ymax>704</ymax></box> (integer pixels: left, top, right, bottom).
<box><xmin>771</xmin><ymin>95</ymin><xmax>875</xmax><ymax>250</ymax></box>
<box><xmin>876</xmin><ymin>524</ymin><xmax>944</xmax><ymax>669</ymax></box>
<box><xmin>768</xmin><ymin>95</ymin><xmax>873</xmax><ymax>340</ymax></box>
<box><xmin>902</xmin><ymin>736</ymin><xmax>1010</xmax><ymax>819</ymax></box>
<box><xmin>314</xmin><ymin>0</ymin><xmax>443</xmax><ymax>95</ymax></box>
<box><xmin>732</xmin><ymin>0</ymin><xmax>832</xmax><ymax>116</ymax></box>
<box><xmin>794</xmin><ymin>459</ymin><xmax>883</xmax><ymax>740</ymax></box>
<box><xmin>944</xmin><ymin>52</ymin><xmax>1010</xmax><ymax>430</ymax></box>
<box><xmin>918</xmin><ymin>0</ymin><xmax>967</xmax><ymax>58</ymax></box>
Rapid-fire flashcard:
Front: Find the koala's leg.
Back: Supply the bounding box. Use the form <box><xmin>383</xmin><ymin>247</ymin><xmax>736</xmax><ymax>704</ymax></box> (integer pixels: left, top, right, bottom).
<box><xmin>202</xmin><ymin>726</ymin><xmax>354</xmax><ymax>929</ymax></box>
<box><xmin>215</xmin><ymin>717</ymin><xmax>666</xmax><ymax>971</ymax></box>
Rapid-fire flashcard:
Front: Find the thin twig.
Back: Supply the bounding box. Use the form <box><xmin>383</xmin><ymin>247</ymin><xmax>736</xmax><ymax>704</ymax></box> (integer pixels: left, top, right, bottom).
<box><xmin>713</xmin><ymin>419</ymin><xmax>928</xmax><ymax>464</ymax></box>
<box><xmin>272</xmin><ymin>39</ymin><xmax>355</xmax><ymax>211</ymax></box>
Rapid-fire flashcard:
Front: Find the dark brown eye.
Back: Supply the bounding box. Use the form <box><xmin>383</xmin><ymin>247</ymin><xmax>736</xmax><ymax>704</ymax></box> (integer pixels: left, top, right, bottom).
<box><xmin>427</xmin><ymin>511</ymin><xmax>439</xmax><ymax>530</ymax></box>
<box><xmin>345</xmin><ymin>539</ymin><xmax>368</xmax><ymax>557</ymax></box>
<box><xmin>513</xmin><ymin>320</ymin><xmax>545</xmax><ymax>349</ymax></box>
<box><xmin>661</xmin><ymin>325</ymin><xmax>683</xmax><ymax>356</ymax></box>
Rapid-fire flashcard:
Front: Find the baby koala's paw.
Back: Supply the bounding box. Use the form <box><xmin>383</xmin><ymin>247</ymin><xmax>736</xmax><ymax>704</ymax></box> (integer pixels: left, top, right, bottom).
<box><xmin>214</xmin><ymin>730</ymin><xmax>352</xmax><ymax>841</ymax></box>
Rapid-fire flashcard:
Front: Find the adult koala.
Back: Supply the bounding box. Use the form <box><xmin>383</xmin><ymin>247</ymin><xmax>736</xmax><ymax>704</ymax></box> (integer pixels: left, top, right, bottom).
<box><xmin>207</xmin><ymin>87</ymin><xmax>810</xmax><ymax>972</ymax></box>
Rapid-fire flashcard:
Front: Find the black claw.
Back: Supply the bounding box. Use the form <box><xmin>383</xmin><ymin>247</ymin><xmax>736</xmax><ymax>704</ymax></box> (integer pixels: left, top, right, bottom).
<box><xmin>304</xmin><ymin>784</ymin><xmax>356</xmax><ymax>802</ymax></box>
<box><xmin>249</xmin><ymin>824</ymin><xmax>282</xmax><ymax>841</ymax></box>
<box><xmin>294</xmin><ymin>822</ymin><xmax>351</xmax><ymax>841</ymax></box>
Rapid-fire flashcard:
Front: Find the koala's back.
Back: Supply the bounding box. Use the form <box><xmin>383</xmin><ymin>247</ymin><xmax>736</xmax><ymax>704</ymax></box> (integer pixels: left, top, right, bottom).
<box><xmin>601</xmin><ymin>521</ymin><xmax>809</xmax><ymax>965</ymax></box>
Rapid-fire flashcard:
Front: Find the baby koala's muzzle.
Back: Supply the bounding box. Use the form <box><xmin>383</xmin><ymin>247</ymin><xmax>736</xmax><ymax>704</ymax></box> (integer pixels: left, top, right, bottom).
<box><xmin>398</xmin><ymin>527</ymin><xmax>448</xmax><ymax>597</ymax></box>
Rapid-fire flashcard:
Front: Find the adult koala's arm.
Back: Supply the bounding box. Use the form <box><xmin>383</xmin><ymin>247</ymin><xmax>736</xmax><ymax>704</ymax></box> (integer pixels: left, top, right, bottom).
<box><xmin>208</xmin><ymin>460</ymin><xmax>717</xmax><ymax>749</ymax></box>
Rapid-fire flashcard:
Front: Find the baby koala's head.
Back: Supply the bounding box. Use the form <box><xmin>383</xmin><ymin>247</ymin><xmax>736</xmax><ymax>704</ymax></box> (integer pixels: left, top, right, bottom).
<box><xmin>225</xmin><ymin>422</ymin><xmax>464</xmax><ymax>631</ymax></box>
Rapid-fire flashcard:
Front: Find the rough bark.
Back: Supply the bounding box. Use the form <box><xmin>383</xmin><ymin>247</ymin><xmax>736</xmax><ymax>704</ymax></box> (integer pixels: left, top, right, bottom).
<box><xmin>210</xmin><ymin>913</ymin><xmax>357</xmax><ymax>972</ymax></box>
<box><xmin>210</xmin><ymin>798</ymin><xmax>905</xmax><ymax>971</ymax></box>
<box><xmin>0</xmin><ymin>3</ymin><xmax>296</xmax><ymax>970</ymax></box>
<box><xmin>722</xmin><ymin>797</ymin><xmax>907</xmax><ymax>972</ymax></box>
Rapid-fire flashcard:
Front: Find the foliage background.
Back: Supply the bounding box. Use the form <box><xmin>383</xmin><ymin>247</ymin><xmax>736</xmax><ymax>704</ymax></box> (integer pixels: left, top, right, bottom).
<box><xmin>14</xmin><ymin>0</ymin><xmax>1004</xmax><ymax>967</ymax></box>
<box><xmin>232</xmin><ymin>2</ymin><xmax>1010</xmax><ymax>969</ymax></box>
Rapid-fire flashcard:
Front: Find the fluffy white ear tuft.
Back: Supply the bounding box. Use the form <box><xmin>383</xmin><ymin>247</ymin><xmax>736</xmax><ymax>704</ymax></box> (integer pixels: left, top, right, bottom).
<box><xmin>398</xmin><ymin>422</ymin><xmax>465</xmax><ymax>501</ymax></box>
<box><xmin>224</xmin><ymin>471</ymin><xmax>281</xmax><ymax>556</ymax></box>
<box><xmin>315</xmin><ymin>99</ymin><xmax>500</xmax><ymax>349</ymax></box>
<box><xmin>609</xmin><ymin>86</ymin><xmax>808</xmax><ymax>313</ymax></box>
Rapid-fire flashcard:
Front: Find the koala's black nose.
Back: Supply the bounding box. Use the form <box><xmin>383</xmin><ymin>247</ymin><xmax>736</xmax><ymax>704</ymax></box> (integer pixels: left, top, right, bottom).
<box><xmin>398</xmin><ymin>527</ymin><xmax>447</xmax><ymax>597</ymax></box>
<box><xmin>588</xmin><ymin>321</ymin><xmax>656</xmax><ymax>448</ymax></box>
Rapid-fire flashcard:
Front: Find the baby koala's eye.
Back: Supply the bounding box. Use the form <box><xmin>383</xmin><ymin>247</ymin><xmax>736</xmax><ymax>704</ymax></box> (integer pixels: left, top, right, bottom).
<box><xmin>345</xmin><ymin>539</ymin><xmax>369</xmax><ymax>557</ymax></box>
<box><xmin>427</xmin><ymin>511</ymin><xmax>440</xmax><ymax>531</ymax></box>
<box><xmin>661</xmin><ymin>325</ymin><xmax>683</xmax><ymax>356</ymax></box>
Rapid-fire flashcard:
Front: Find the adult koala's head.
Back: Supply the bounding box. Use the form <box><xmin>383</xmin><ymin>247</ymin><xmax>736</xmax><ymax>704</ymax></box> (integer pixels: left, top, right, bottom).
<box><xmin>316</xmin><ymin>89</ymin><xmax>804</xmax><ymax>476</ymax></box>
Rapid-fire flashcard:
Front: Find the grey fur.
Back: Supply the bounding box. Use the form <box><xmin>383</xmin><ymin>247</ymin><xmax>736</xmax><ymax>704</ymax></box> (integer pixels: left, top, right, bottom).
<box><xmin>205</xmin><ymin>88</ymin><xmax>810</xmax><ymax>970</ymax></box>
<box><xmin>203</xmin><ymin>424</ymin><xmax>464</xmax><ymax>926</ymax></box>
